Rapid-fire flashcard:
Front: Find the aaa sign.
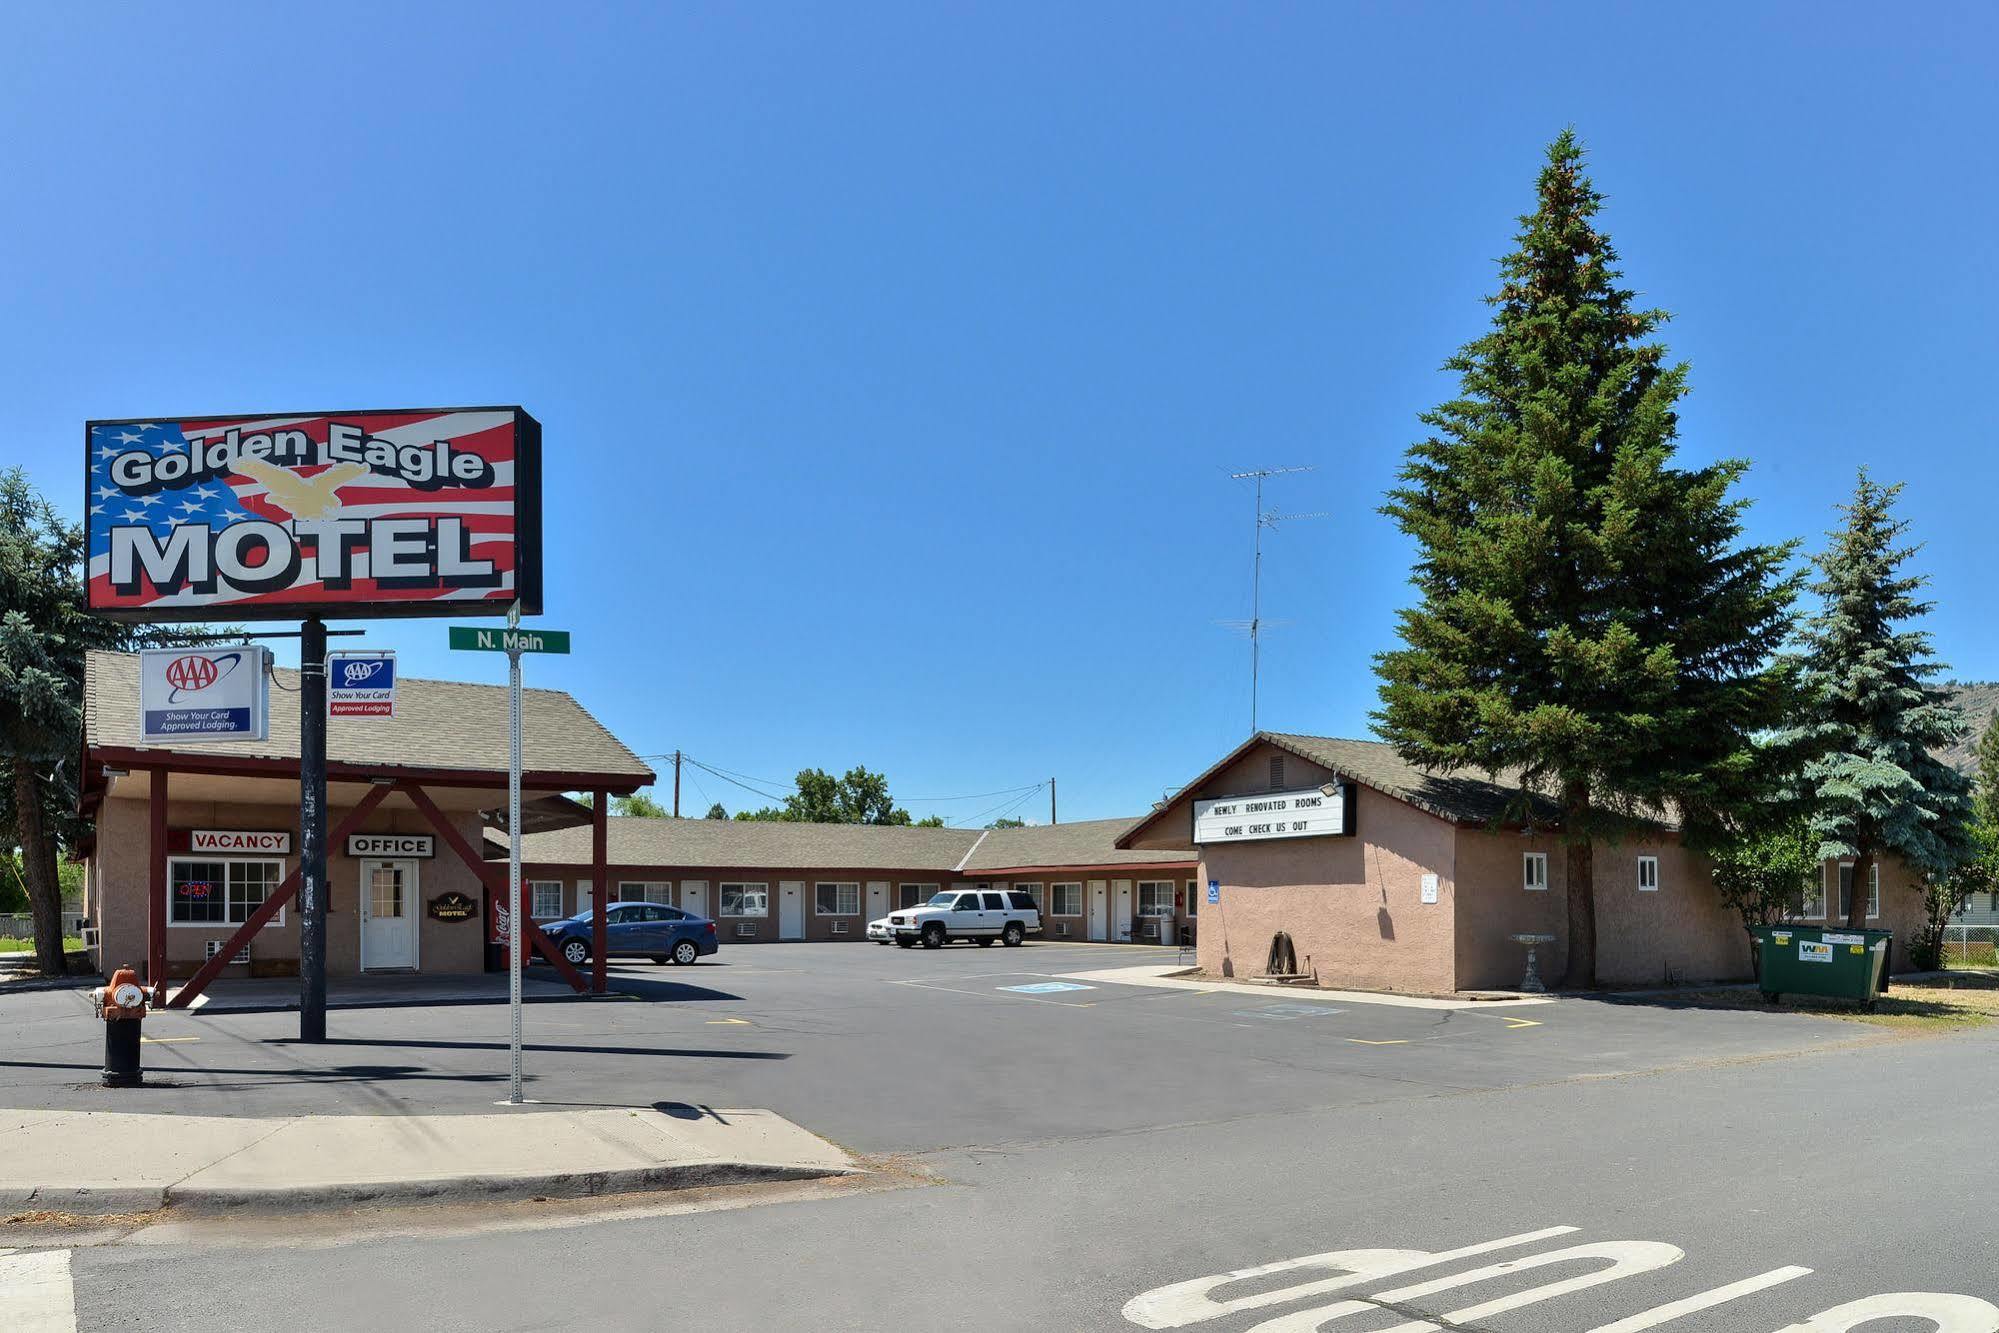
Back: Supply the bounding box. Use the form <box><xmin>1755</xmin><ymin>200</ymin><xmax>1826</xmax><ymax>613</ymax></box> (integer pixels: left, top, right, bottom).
<box><xmin>86</xmin><ymin>408</ymin><xmax>542</xmax><ymax>622</ymax></box>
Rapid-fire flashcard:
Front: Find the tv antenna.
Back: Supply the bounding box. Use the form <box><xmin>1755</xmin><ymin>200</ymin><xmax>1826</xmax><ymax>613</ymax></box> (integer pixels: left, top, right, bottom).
<box><xmin>1225</xmin><ymin>466</ymin><xmax>1327</xmax><ymax>732</ymax></box>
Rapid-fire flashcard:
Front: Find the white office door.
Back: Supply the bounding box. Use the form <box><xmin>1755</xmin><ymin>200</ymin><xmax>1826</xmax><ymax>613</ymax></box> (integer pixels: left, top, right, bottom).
<box><xmin>681</xmin><ymin>880</ymin><xmax>708</xmax><ymax>918</ymax></box>
<box><xmin>1112</xmin><ymin>880</ymin><xmax>1133</xmax><ymax>941</ymax></box>
<box><xmin>1087</xmin><ymin>880</ymin><xmax>1109</xmax><ymax>941</ymax></box>
<box><xmin>865</xmin><ymin>881</ymin><xmax>889</xmax><ymax>919</ymax></box>
<box><xmin>360</xmin><ymin>860</ymin><xmax>418</xmax><ymax>970</ymax></box>
<box><xmin>778</xmin><ymin>881</ymin><xmax>805</xmax><ymax>940</ymax></box>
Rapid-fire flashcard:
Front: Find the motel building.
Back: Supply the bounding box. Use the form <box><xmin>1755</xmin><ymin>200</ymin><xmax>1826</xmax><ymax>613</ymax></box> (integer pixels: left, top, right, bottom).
<box><xmin>1116</xmin><ymin>732</ymin><xmax>1932</xmax><ymax>991</ymax></box>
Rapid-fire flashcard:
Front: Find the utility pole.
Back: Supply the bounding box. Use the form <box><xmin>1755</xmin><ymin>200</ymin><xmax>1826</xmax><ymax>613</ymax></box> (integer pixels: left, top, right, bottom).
<box><xmin>1049</xmin><ymin>778</ymin><xmax>1057</xmax><ymax>826</ymax></box>
<box><xmin>673</xmin><ymin>750</ymin><xmax>682</xmax><ymax>817</ymax></box>
<box><xmin>298</xmin><ymin>617</ymin><xmax>328</xmax><ymax>1043</ymax></box>
<box><xmin>1227</xmin><ymin>467</ymin><xmax>1326</xmax><ymax>733</ymax></box>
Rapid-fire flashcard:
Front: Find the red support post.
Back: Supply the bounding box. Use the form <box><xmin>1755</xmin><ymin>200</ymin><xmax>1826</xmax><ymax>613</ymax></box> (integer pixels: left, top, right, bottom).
<box><xmin>397</xmin><ymin>780</ymin><xmax>588</xmax><ymax>993</ymax></box>
<box><xmin>591</xmin><ymin>791</ymin><xmax>608</xmax><ymax>994</ymax></box>
<box><xmin>148</xmin><ymin>770</ymin><xmax>168</xmax><ymax>1006</ymax></box>
<box><xmin>166</xmin><ymin>783</ymin><xmax>396</xmax><ymax>1010</ymax></box>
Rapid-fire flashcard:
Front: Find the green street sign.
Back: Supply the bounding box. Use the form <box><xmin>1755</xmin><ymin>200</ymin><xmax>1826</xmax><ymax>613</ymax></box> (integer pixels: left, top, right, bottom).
<box><xmin>449</xmin><ymin>626</ymin><xmax>571</xmax><ymax>654</ymax></box>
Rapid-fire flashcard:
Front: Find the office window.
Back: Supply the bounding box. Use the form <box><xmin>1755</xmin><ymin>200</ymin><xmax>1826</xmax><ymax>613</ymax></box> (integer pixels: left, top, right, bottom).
<box><xmin>815</xmin><ymin>882</ymin><xmax>859</xmax><ymax>915</ymax></box>
<box><xmin>720</xmin><ymin>883</ymin><xmax>769</xmax><ymax>916</ymax></box>
<box><xmin>1186</xmin><ymin>879</ymin><xmax>1199</xmax><ymax>917</ymax></box>
<box><xmin>1523</xmin><ymin>853</ymin><xmax>1549</xmax><ymax>891</ymax></box>
<box><xmin>1637</xmin><ymin>856</ymin><xmax>1659</xmax><ymax>892</ymax></box>
<box><xmin>1051</xmin><ymin>882</ymin><xmax>1082</xmax><ymax>916</ymax></box>
<box><xmin>169</xmin><ymin>858</ymin><xmax>283</xmax><ymax>925</ymax></box>
<box><xmin>529</xmin><ymin>881</ymin><xmax>564</xmax><ymax>919</ymax></box>
<box><xmin>1137</xmin><ymin>881</ymin><xmax>1175</xmax><ymax>917</ymax></box>
<box><xmin>1836</xmin><ymin>862</ymin><xmax>1880</xmax><ymax>920</ymax></box>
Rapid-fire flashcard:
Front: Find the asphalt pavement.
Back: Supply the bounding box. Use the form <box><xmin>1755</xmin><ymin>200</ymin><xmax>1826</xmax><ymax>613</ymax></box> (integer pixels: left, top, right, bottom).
<box><xmin>6</xmin><ymin>941</ymin><xmax>1996</xmax><ymax>1330</ymax></box>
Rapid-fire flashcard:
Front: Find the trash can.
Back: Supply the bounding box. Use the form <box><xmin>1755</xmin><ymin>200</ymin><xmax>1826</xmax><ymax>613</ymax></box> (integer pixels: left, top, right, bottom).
<box><xmin>1748</xmin><ymin>924</ymin><xmax>1892</xmax><ymax>1008</ymax></box>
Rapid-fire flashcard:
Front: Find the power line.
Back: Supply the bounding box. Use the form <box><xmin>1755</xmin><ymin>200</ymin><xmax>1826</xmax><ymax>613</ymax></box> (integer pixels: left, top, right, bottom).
<box><xmin>951</xmin><ymin>783</ymin><xmax>1047</xmax><ymax>829</ymax></box>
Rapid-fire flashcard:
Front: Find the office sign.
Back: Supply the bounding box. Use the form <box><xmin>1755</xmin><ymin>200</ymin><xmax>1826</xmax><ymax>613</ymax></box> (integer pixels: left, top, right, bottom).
<box><xmin>140</xmin><ymin>647</ymin><xmax>270</xmax><ymax>742</ymax></box>
<box><xmin>85</xmin><ymin>407</ymin><xmax>542</xmax><ymax>621</ymax></box>
<box><xmin>1193</xmin><ymin>784</ymin><xmax>1352</xmax><ymax>845</ymax></box>
<box><xmin>347</xmin><ymin>833</ymin><xmax>435</xmax><ymax>859</ymax></box>
<box><xmin>328</xmin><ymin>650</ymin><xmax>397</xmax><ymax>718</ymax></box>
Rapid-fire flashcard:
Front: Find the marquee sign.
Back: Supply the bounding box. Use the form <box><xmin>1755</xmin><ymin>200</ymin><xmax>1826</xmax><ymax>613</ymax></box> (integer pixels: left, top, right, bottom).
<box><xmin>1192</xmin><ymin>784</ymin><xmax>1353</xmax><ymax>845</ymax></box>
<box><xmin>85</xmin><ymin>407</ymin><xmax>542</xmax><ymax>622</ymax></box>
<box><xmin>140</xmin><ymin>647</ymin><xmax>271</xmax><ymax>743</ymax></box>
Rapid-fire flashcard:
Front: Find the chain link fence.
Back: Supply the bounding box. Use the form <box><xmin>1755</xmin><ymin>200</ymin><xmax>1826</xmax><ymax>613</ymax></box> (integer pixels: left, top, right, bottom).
<box><xmin>1944</xmin><ymin>924</ymin><xmax>1999</xmax><ymax>969</ymax></box>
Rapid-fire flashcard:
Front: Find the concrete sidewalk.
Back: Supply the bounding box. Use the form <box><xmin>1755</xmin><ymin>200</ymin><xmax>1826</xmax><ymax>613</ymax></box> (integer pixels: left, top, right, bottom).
<box><xmin>0</xmin><ymin>1105</ymin><xmax>858</xmax><ymax>1215</ymax></box>
<box><xmin>1054</xmin><ymin>962</ymin><xmax>1558</xmax><ymax>1009</ymax></box>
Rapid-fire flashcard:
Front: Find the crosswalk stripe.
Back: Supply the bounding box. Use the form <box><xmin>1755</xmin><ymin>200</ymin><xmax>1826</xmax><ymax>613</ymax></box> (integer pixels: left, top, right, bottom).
<box><xmin>0</xmin><ymin>1248</ymin><xmax>78</xmax><ymax>1333</ymax></box>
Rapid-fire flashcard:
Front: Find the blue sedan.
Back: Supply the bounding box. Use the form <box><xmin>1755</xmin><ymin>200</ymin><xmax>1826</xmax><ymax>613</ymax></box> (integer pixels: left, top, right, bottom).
<box><xmin>541</xmin><ymin>902</ymin><xmax>718</xmax><ymax>966</ymax></box>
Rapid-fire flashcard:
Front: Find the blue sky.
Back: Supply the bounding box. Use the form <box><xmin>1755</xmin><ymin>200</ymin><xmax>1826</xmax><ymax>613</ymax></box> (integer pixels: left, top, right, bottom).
<box><xmin>7</xmin><ymin>3</ymin><xmax>1995</xmax><ymax>823</ymax></box>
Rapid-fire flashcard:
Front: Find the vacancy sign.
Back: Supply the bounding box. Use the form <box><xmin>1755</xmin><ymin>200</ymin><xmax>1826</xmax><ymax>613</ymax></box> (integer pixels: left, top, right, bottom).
<box><xmin>140</xmin><ymin>646</ymin><xmax>271</xmax><ymax>742</ymax></box>
<box><xmin>1193</xmin><ymin>784</ymin><xmax>1350</xmax><ymax>845</ymax></box>
<box><xmin>328</xmin><ymin>650</ymin><xmax>397</xmax><ymax>717</ymax></box>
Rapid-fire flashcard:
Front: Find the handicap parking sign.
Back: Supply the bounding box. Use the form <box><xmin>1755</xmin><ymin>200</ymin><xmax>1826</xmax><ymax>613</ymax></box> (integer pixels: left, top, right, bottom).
<box><xmin>1206</xmin><ymin>880</ymin><xmax>1220</xmax><ymax>905</ymax></box>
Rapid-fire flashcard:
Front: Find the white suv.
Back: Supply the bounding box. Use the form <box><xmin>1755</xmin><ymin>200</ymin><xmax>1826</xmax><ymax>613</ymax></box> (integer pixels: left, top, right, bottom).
<box><xmin>885</xmin><ymin>889</ymin><xmax>1041</xmax><ymax>949</ymax></box>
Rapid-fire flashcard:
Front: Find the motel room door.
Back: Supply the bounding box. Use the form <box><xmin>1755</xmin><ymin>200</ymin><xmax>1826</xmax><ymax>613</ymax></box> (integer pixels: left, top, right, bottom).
<box><xmin>1112</xmin><ymin>880</ymin><xmax>1133</xmax><ymax>941</ymax></box>
<box><xmin>778</xmin><ymin>881</ymin><xmax>806</xmax><ymax>940</ymax></box>
<box><xmin>865</xmin><ymin>881</ymin><xmax>889</xmax><ymax>921</ymax></box>
<box><xmin>1086</xmin><ymin>880</ymin><xmax>1109</xmax><ymax>941</ymax></box>
<box><xmin>359</xmin><ymin>859</ymin><xmax>419</xmax><ymax>971</ymax></box>
<box><xmin>681</xmin><ymin>880</ymin><xmax>708</xmax><ymax>919</ymax></box>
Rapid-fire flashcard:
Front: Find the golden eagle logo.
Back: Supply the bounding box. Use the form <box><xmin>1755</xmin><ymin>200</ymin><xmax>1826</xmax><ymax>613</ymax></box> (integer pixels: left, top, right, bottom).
<box><xmin>233</xmin><ymin>458</ymin><xmax>369</xmax><ymax>520</ymax></box>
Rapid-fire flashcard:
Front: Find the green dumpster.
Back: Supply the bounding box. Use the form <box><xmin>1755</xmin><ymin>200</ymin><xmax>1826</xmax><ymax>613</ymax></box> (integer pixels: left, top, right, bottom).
<box><xmin>1748</xmin><ymin>924</ymin><xmax>1892</xmax><ymax>1008</ymax></box>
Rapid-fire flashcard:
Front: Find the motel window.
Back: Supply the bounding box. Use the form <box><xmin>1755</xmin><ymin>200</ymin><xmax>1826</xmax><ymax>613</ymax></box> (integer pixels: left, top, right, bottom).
<box><xmin>1137</xmin><ymin>881</ymin><xmax>1175</xmax><ymax>918</ymax></box>
<box><xmin>169</xmin><ymin>858</ymin><xmax>283</xmax><ymax>926</ymax></box>
<box><xmin>1051</xmin><ymin>883</ymin><xmax>1082</xmax><ymax>916</ymax></box>
<box><xmin>1009</xmin><ymin>883</ymin><xmax>1042</xmax><ymax>911</ymax></box>
<box><xmin>1186</xmin><ymin>879</ymin><xmax>1198</xmax><ymax>917</ymax></box>
<box><xmin>897</xmin><ymin>883</ymin><xmax>936</xmax><ymax>909</ymax></box>
<box><xmin>618</xmin><ymin>882</ymin><xmax>673</xmax><ymax>906</ymax></box>
<box><xmin>1836</xmin><ymin>862</ymin><xmax>1880</xmax><ymax>920</ymax></box>
<box><xmin>1523</xmin><ymin>853</ymin><xmax>1549</xmax><ymax>892</ymax></box>
<box><xmin>530</xmin><ymin>881</ymin><xmax>565</xmax><ymax>920</ymax></box>
<box><xmin>720</xmin><ymin>883</ymin><xmax>769</xmax><ymax>917</ymax></box>
<box><xmin>815</xmin><ymin>882</ymin><xmax>860</xmax><ymax>916</ymax></box>
<box><xmin>1636</xmin><ymin>857</ymin><xmax>1659</xmax><ymax>892</ymax></box>
<box><xmin>1795</xmin><ymin>875</ymin><xmax>1825</xmax><ymax>920</ymax></box>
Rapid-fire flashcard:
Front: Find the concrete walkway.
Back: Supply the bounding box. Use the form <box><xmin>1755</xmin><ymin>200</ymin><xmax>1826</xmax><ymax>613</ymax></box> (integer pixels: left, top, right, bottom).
<box><xmin>1054</xmin><ymin>962</ymin><xmax>1558</xmax><ymax>1009</ymax></box>
<box><xmin>0</xmin><ymin>1105</ymin><xmax>857</xmax><ymax>1215</ymax></box>
<box><xmin>166</xmin><ymin>972</ymin><xmax>591</xmax><ymax>1012</ymax></box>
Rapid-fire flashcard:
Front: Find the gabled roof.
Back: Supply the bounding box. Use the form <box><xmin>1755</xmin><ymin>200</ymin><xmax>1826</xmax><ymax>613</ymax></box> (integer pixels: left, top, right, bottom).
<box><xmin>1116</xmin><ymin>731</ymin><xmax>1567</xmax><ymax>848</ymax></box>
<box><xmin>514</xmin><ymin>813</ymin><xmax>1195</xmax><ymax>874</ymax></box>
<box><xmin>84</xmin><ymin>650</ymin><xmax>653</xmax><ymax>789</ymax></box>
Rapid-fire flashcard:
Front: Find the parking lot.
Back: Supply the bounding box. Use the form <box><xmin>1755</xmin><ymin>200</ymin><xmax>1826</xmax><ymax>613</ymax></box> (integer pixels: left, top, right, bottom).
<box><xmin>0</xmin><ymin>941</ymin><xmax>1888</xmax><ymax>1156</ymax></box>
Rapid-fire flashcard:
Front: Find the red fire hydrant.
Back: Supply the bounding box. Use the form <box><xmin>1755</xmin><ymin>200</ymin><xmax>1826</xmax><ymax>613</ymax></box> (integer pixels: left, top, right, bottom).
<box><xmin>95</xmin><ymin>965</ymin><xmax>149</xmax><ymax>1087</ymax></box>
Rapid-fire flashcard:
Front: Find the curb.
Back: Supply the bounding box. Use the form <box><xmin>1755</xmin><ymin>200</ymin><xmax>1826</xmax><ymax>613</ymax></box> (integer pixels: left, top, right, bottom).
<box><xmin>6</xmin><ymin>1161</ymin><xmax>861</xmax><ymax>1218</ymax></box>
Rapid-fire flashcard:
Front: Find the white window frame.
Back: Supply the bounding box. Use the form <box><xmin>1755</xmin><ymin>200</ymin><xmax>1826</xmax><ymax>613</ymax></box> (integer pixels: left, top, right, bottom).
<box><xmin>815</xmin><ymin>881</ymin><xmax>860</xmax><ymax>916</ymax></box>
<box><xmin>720</xmin><ymin>882</ymin><xmax>769</xmax><ymax>917</ymax></box>
<box><xmin>897</xmin><ymin>882</ymin><xmax>937</xmax><ymax>909</ymax></box>
<box><xmin>1523</xmin><ymin>853</ymin><xmax>1549</xmax><ymax>892</ymax></box>
<box><xmin>1010</xmin><ymin>882</ymin><xmax>1043</xmax><ymax>910</ymax></box>
<box><xmin>168</xmin><ymin>856</ymin><xmax>286</xmax><ymax>926</ymax></box>
<box><xmin>1137</xmin><ymin>880</ymin><xmax>1176</xmax><ymax>918</ymax></box>
<box><xmin>1797</xmin><ymin>873</ymin><xmax>1826</xmax><ymax>920</ymax></box>
<box><xmin>1836</xmin><ymin>861</ymin><xmax>1881</xmax><ymax>920</ymax></box>
<box><xmin>617</xmin><ymin>881</ymin><xmax>673</xmax><ymax>905</ymax></box>
<box><xmin>1636</xmin><ymin>856</ymin><xmax>1659</xmax><ymax>892</ymax></box>
<box><xmin>529</xmin><ymin>880</ymin><xmax>565</xmax><ymax>920</ymax></box>
<box><xmin>1051</xmin><ymin>882</ymin><xmax>1082</xmax><ymax>916</ymax></box>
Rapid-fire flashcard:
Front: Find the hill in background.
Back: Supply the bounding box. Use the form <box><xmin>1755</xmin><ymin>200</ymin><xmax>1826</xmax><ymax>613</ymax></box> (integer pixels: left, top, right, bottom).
<box><xmin>1943</xmin><ymin>682</ymin><xmax>1999</xmax><ymax>773</ymax></box>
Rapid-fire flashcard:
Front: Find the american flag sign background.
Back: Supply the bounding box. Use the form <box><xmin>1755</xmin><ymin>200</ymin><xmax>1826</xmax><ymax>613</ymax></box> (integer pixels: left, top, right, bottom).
<box><xmin>85</xmin><ymin>407</ymin><xmax>541</xmax><ymax>620</ymax></box>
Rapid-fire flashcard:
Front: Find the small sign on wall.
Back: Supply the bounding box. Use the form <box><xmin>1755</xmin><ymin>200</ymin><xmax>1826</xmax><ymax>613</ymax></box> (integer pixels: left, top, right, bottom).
<box><xmin>347</xmin><ymin>833</ymin><xmax>435</xmax><ymax>858</ymax></box>
<box><xmin>188</xmin><ymin>829</ymin><xmax>292</xmax><ymax>854</ymax></box>
<box><xmin>428</xmin><ymin>892</ymin><xmax>478</xmax><ymax>923</ymax></box>
<box><xmin>1421</xmin><ymin>873</ymin><xmax>1439</xmax><ymax>905</ymax></box>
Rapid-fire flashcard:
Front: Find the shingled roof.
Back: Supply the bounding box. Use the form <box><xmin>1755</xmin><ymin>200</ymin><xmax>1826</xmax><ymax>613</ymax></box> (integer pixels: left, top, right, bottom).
<box><xmin>515</xmin><ymin>813</ymin><xmax>1194</xmax><ymax>873</ymax></box>
<box><xmin>84</xmin><ymin>650</ymin><xmax>653</xmax><ymax>788</ymax></box>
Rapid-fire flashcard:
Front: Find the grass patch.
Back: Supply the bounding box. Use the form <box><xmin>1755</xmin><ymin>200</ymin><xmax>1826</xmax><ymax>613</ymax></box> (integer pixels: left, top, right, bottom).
<box><xmin>1647</xmin><ymin>972</ymin><xmax>1999</xmax><ymax>1032</ymax></box>
<box><xmin>0</xmin><ymin>936</ymin><xmax>84</xmax><ymax>954</ymax></box>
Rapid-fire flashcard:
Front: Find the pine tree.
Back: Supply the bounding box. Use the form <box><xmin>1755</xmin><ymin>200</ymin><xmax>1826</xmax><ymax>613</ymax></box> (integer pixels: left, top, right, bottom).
<box><xmin>1376</xmin><ymin>132</ymin><xmax>1799</xmax><ymax>987</ymax></box>
<box><xmin>1787</xmin><ymin>471</ymin><xmax>1976</xmax><ymax>927</ymax></box>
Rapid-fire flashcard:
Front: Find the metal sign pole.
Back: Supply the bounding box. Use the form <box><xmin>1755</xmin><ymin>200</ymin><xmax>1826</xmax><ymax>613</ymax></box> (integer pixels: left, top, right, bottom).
<box><xmin>506</xmin><ymin>602</ymin><xmax>525</xmax><ymax>1104</ymax></box>
<box><xmin>299</xmin><ymin>617</ymin><xmax>328</xmax><ymax>1043</ymax></box>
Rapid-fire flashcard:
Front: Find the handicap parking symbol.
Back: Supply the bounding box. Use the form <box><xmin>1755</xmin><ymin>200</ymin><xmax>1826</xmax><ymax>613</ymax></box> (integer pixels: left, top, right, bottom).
<box><xmin>1001</xmin><ymin>982</ymin><xmax>1096</xmax><ymax>994</ymax></box>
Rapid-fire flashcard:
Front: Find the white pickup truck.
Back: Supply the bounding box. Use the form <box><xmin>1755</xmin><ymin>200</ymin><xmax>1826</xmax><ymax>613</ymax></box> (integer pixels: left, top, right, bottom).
<box><xmin>881</xmin><ymin>888</ymin><xmax>1041</xmax><ymax>949</ymax></box>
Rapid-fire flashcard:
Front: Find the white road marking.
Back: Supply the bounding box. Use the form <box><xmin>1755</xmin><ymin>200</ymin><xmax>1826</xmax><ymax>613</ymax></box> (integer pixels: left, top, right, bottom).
<box><xmin>0</xmin><ymin>1248</ymin><xmax>78</xmax><ymax>1333</ymax></box>
<box><xmin>1770</xmin><ymin>1293</ymin><xmax>1999</xmax><ymax>1331</ymax></box>
<box><xmin>1587</xmin><ymin>1266</ymin><xmax>1814</xmax><ymax>1332</ymax></box>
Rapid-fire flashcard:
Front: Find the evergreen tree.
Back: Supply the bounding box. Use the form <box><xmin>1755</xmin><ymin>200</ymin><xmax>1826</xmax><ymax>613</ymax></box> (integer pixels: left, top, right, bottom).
<box><xmin>1786</xmin><ymin>471</ymin><xmax>1976</xmax><ymax>928</ymax></box>
<box><xmin>704</xmin><ymin>802</ymin><xmax>729</xmax><ymax>820</ymax></box>
<box><xmin>1376</xmin><ymin>133</ymin><xmax>1799</xmax><ymax>987</ymax></box>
